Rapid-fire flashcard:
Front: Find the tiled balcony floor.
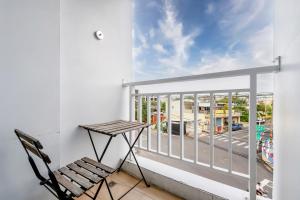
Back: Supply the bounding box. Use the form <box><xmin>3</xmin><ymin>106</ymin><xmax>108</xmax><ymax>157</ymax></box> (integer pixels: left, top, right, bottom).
<box><xmin>77</xmin><ymin>171</ymin><xmax>182</xmax><ymax>200</ymax></box>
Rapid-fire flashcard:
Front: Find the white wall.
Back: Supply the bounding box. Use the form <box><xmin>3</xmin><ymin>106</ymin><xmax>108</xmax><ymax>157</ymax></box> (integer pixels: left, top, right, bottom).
<box><xmin>0</xmin><ymin>0</ymin><xmax>132</xmax><ymax>199</ymax></box>
<box><xmin>60</xmin><ymin>0</ymin><xmax>132</xmax><ymax>167</ymax></box>
<box><xmin>0</xmin><ymin>0</ymin><xmax>60</xmax><ymax>200</ymax></box>
<box><xmin>273</xmin><ymin>0</ymin><xmax>300</xmax><ymax>199</ymax></box>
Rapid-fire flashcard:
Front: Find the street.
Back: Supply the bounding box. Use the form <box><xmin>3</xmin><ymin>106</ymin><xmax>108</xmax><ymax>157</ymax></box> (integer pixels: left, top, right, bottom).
<box><xmin>136</xmin><ymin>128</ymin><xmax>273</xmax><ymax>198</ymax></box>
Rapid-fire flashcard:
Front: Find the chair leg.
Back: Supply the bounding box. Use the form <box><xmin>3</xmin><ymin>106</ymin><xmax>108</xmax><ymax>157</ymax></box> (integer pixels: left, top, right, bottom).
<box><xmin>104</xmin><ymin>179</ymin><xmax>114</xmax><ymax>200</ymax></box>
<box><xmin>93</xmin><ymin>179</ymin><xmax>104</xmax><ymax>200</ymax></box>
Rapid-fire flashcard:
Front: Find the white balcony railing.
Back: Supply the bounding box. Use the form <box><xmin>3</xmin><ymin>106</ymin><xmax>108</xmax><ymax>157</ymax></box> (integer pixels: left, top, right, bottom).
<box><xmin>123</xmin><ymin>62</ymin><xmax>280</xmax><ymax>200</ymax></box>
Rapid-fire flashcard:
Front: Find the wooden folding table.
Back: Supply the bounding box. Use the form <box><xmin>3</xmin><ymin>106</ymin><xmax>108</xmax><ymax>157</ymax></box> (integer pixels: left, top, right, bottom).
<box><xmin>79</xmin><ymin>120</ymin><xmax>150</xmax><ymax>199</ymax></box>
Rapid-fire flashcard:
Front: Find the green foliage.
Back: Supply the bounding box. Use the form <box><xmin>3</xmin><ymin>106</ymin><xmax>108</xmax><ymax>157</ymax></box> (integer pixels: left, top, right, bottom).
<box><xmin>135</xmin><ymin>98</ymin><xmax>166</xmax><ymax>123</ymax></box>
<box><xmin>257</xmin><ymin>102</ymin><xmax>273</xmax><ymax>120</ymax></box>
<box><xmin>217</xmin><ymin>94</ymin><xmax>249</xmax><ymax>122</ymax></box>
<box><xmin>216</xmin><ymin>94</ymin><xmax>273</xmax><ymax>123</ymax></box>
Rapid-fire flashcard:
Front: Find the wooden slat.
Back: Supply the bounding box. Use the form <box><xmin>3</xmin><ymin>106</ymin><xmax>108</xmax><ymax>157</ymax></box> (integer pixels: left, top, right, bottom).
<box><xmin>80</xmin><ymin>120</ymin><xmax>130</xmax><ymax>130</ymax></box>
<box><xmin>93</xmin><ymin>121</ymin><xmax>141</xmax><ymax>132</ymax></box>
<box><xmin>58</xmin><ymin>167</ymin><xmax>93</xmax><ymax>189</ymax></box>
<box><xmin>81</xmin><ymin>157</ymin><xmax>115</xmax><ymax>173</ymax></box>
<box><xmin>67</xmin><ymin>163</ymin><xmax>101</xmax><ymax>183</ymax></box>
<box><xmin>79</xmin><ymin>120</ymin><xmax>150</xmax><ymax>136</ymax></box>
<box><xmin>53</xmin><ymin>171</ymin><xmax>84</xmax><ymax>197</ymax></box>
<box><xmin>94</xmin><ymin>123</ymin><xmax>143</xmax><ymax>134</ymax></box>
<box><xmin>93</xmin><ymin>123</ymin><xmax>133</xmax><ymax>132</ymax></box>
<box><xmin>79</xmin><ymin>120</ymin><xmax>122</xmax><ymax>129</ymax></box>
<box><xmin>95</xmin><ymin>120</ymin><xmax>123</xmax><ymax>126</ymax></box>
<box><xmin>21</xmin><ymin>140</ymin><xmax>51</xmax><ymax>163</ymax></box>
<box><xmin>110</xmin><ymin>123</ymin><xmax>149</xmax><ymax>135</ymax></box>
<box><xmin>74</xmin><ymin>160</ymin><xmax>109</xmax><ymax>178</ymax></box>
<box><xmin>15</xmin><ymin>129</ymin><xmax>43</xmax><ymax>149</ymax></box>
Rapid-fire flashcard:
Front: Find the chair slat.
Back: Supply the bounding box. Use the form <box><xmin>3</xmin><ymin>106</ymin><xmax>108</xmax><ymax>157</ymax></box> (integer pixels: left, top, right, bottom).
<box><xmin>53</xmin><ymin>171</ymin><xmax>84</xmax><ymax>197</ymax></box>
<box><xmin>58</xmin><ymin>167</ymin><xmax>93</xmax><ymax>189</ymax></box>
<box><xmin>74</xmin><ymin>160</ymin><xmax>109</xmax><ymax>178</ymax></box>
<box><xmin>67</xmin><ymin>163</ymin><xmax>101</xmax><ymax>183</ymax></box>
<box><xmin>15</xmin><ymin>129</ymin><xmax>43</xmax><ymax>149</ymax></box>
<box><xmin>82</xmin><ymin>157</ymin><xmax>115</xmax><ymax>173</ymax></box>
<box><xmin>21</xmin><ymin>140</ymin><xmax>51</xmax><ymax>163</ymax></box>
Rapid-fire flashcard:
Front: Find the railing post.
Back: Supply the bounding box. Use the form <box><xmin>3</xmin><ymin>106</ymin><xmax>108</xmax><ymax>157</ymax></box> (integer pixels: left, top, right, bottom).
<box><xmin>147</xmin><ymin>96</ymin><xmax>151</xmax><ymax>151</ymax></box>
<box><xmin>138</xmin><ymin>95</ymin><xmax>142</xmax><ymax>147</ymax></box>
<box><xmin>168</xmin><ymin>95</ymin><xmax>172</xmax><ymax>156</ymax></box>
<box><xmin>209</xmin><ymin>92</ymin><xmax>214</xmax><ymax>168</ymax></box>
<box><xmin>129</xmin><ymin>86</ymin><xmax>135</xmax><ymax>161</ymax></box>
<box><xmin>157</xmin><ymin>96</ymin><xmax>161</xmax><ymax>153</ymax></box>
<box><xmin>249</xmin><ymin>73</ymin><xmax>257</xmax><ymax>200</ymax></box>
<box><xmin>228</xmin><ymin>92</ymin><xmax>233</xmax><ymax>173</ymax></box>
<box><xmin>194</xmin><ymin>93</ymin><xmax>198</xmax><ymax>163</ymax></box>
<box><xmin>180</xmin><ymin>94</ymin><xmax>184</xmax><ymax>160</ymax></box>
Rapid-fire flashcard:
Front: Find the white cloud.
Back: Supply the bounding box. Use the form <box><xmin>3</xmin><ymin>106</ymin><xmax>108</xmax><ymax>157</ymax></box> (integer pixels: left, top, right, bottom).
<box><xmin>133</xmin><ymin>0</ymin><xmax>274</xmax><ymax>89</ymax></box>
<box><xmin>219</xmin><ymin>0</ymin><xmax>266</xmax><ymax>36</ymax></box>
<box><xmin>247</xmin><ymin>24</ymin><xmax>274</xmax><ymax>65</ymax></box>
<box><xmin>191</xmin><ymin>22</ymin><xmax>274</xmax><ymax>92</ymax></box>
<box><xmin>149</xmin><ymin>28</ymin><xmax>155</xmax><ymax>38</ymax></box>
<box><xmin>133</xmin><ymin>31</ymin><xmax>149</xmax><ymax>59</ymax></box>
<box><xmin>132</xmin><ymin>46</ymin><xmax>142</xmax><ymax>59</ymax></box>
<box><xmin>147</xmin><ymin>1</ymin><xmax>161</xmax><ymax>9</ymax></box>
<box><xmin>205</xmin><ymin>3</ymin><xmax>215</xmax><ymax>14</ymax></box>
<box><xmin>132</xmin><ymin>29</ymin><xmax>135</xmax><ymax>40</ymax></box>
<box><xmin>193</xmin><ymin>24</ymin><xmax>273</xmax><ymax>74</ymax></box>
<box><xmin>138</xmin><ymin>33</ymin><xmax>148</xmax><ymax>49</ymax></box>
<box><xmin>158</xmin><ymin>0</ymin><xmax>200</xmax><ymax>71</ymax></box>
<box><xmin>192</xmin><ymin>52</ymin><xmax>245</xmax><ymax>74</ymax></box>
<box><xmin>153</xmin><ymin>43</ymin><xmax>168</xmax><ymax>54</ymax></box>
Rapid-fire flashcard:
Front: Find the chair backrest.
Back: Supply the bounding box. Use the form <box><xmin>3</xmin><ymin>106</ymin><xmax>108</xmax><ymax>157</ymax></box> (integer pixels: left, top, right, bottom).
<box><xmin>15</xmin><ymin>129</ymin><xmax>51</xmax><ymax>164</ymax></box>
<box><xmin>15</xmin><ymin>129</ymin><xmax>67</xmax><ymax>200</ymax></box>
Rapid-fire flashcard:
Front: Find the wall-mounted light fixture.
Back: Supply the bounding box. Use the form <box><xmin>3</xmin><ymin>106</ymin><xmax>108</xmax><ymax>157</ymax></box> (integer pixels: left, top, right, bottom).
<box><xmin>95</xmin><ymin>30</ymin><xmax>104</xmax><ymax>40</ymax></box>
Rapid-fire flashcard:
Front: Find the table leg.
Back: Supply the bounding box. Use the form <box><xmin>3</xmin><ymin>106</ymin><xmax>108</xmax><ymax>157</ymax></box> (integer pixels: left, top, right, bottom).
<box><xmin>87</xmin><ymin>130</ymin><xmax>113</xmax><ymax>163</ymax></box>
<box><xmin>99</xmin><ymin>136</ymin><xmax>113</xmax><ymax>163</ymax></box>
<box><xmin>118</xmin><ymin>128</ymin><xmax>150</xmax><ymax>187</ymax></box>
<box><xmin>88</xmin><ymin>130</ymin><xmax>100</xmax><ymax>162</ymax></box>
<box><xmin>117</xmin><ymin>128</ymin><xmax>144</xmax><ymax>170</ymax></box>
<box><xmin>93</xmin><ymin>179</ymin><xmax>104</xmax><ymax>200</ymax></box>
<box><xmin>104</xmin><ymin>178</ymin><xmax>114</xmax><ymax>200</ymax></box>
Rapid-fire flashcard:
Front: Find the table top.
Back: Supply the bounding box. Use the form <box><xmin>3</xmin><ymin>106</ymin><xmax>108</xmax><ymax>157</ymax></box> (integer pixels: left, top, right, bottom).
<box><xmin>79</xmin><ymin>120</ymin><xmax>150</xmax><ymax>136</ymax></box>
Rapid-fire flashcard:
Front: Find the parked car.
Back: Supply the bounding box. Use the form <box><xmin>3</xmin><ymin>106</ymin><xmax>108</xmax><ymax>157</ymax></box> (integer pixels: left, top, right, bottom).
<box><xmin>232</xmin><ymin>123</ymin><xmax>243</xmax><ymax>131</ymax></box>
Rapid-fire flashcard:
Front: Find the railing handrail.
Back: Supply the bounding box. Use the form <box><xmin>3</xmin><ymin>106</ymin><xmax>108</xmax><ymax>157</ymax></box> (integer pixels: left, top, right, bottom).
<box><xmin>130</xmin><ymin>88</ymin><xmax>250</xmax><ymax>96</ymax></box>
<box><xmin>123</xmin><ymin>65</ymin><xmax>280</xmax><ymax>87</ymax></box>
<box><xmin>126</xmin><ymin>60</ymin><xmax>281</xmax><ymax>200</ymax></box>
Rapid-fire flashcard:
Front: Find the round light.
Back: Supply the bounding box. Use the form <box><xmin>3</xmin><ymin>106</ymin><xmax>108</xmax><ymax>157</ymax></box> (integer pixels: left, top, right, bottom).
<box><xmin>95</xmin><ymin>30</ymin><xmax>104</xmax><ymax>40</ymax></box>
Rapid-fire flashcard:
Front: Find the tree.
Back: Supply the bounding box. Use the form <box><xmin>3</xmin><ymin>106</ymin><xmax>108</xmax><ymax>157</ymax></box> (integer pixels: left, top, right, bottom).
<box><xmin>217</xmin><ymin>94</ymin><xmax>249</xmax><ymax>122</ymax></box>
<box><xmin>135</xmin><ymin>97</ymin><xmax>166</xmax><ymax>123</ymax></box>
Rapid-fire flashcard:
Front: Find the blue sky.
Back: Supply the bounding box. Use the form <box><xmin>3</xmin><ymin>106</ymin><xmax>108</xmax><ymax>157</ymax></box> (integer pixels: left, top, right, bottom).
<box><xmin>133</xmin><ymin>0</ymin><xmax>274</xmax><ymax>81</ymax></box>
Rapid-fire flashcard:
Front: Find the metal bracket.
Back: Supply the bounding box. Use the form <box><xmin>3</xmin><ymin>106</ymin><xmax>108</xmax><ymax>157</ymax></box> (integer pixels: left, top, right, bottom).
<box><xmin>273</xmin><ymin>56</ymin><xmax>281</xmax><ymax>72</ymax></box>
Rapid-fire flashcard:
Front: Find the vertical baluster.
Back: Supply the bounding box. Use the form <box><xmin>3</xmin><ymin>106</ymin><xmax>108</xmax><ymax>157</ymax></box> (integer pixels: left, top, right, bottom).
<box><xmin>147</xmin><ymin>96</ymin><xmax>151</xmax><ymax>151</ymax></box>
<box><xmin>138</xmin><ymin>95</ymin><xmax>142</xmax><ymax>147</ymax></box>
<box><xmin>157</xmin><ymin>96</ymin><xmax>161</xmax><ymax>153</ymax></box>
<box><xmin>194</xmin><ymin>93</ymin><xmax>198</xmax><ymax>163</ymax></box>
<box><xmin>249</xmin><ymin>74</ymin><xmax>257</xmax><ymax>200</ymax></box>
<box><xmin>129</xmin><ymin>86</ymin><xmax>135</xmax><ymax>160</ymax></box>
<box><xmin>180</xmin><ymin>94</ymin><xmax>184</xmax><ymax>160</ymax></box>
<box><xmin>168</xmin><ymin>95</ymin><xmax>172</xmax><ymax>156</ymax></box>
<box><xmin>228</xmin><ymin>92</ymin><xmax>233</xmax><ymax>173</ymax></box>
<box><xmin>209</xmin><ymin>92</ymin><xmax>214</xmax><ymax>168</ymax></box>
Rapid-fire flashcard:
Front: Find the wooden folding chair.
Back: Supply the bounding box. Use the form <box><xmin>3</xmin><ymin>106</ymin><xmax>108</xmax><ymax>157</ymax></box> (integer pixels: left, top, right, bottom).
<box><xmin>15</xmin><ymin>129</ymin><xmax>115</xmax><ymax>200</ymax></box>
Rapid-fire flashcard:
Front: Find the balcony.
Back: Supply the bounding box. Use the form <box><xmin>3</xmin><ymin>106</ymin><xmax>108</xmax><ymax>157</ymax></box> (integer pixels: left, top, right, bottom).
<box><xmin>119</xmin><ymin>65</ymin><xmax>279</xmax><ymax>200</ymax></box>
<box><xmin>1</xmin><ymin>0</ymin><xmax>300</xmax><ymax>200</ymax></box>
